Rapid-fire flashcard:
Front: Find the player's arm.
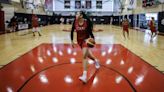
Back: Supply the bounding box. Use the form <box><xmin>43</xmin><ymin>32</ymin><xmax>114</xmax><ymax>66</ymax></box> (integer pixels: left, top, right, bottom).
<box><xmin>70</xmin><ymin>19</ymin><xmax>76</xmax><ymax>48</ymax></box>
<box><xmin>128</xmin><ymin>20</ymin><xmax>130</xmax><ymax>27</ymax></box>
<box><xmin>122</xmin><ymin>20</ymin><xmax>124</xmax><ymax>27</ymax></box>
<box><xmin>153</xmin><ymin>21</ymin><xmax>156</xmax><ymax>27</ymax></box>
<box><xmin>149</xmin><ymin>21</ymin><xmax>152</xmax><ymax>26</ymax></box>
<box><xmin>71</xmin><ymin>19</ymin><xmax>75</xmax><ymax>42</ymax></box>
<box><xmin>87</xmin><ymin>21</ymin><xmax>95</xmax><ymax>39</ymax></box>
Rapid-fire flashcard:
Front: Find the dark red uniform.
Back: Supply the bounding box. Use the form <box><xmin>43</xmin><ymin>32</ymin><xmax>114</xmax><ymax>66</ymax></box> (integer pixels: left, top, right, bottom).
<box><xmin>71</xmin><ymin>19</ymin><xmax>94</xmax><ymax>48</ymax></box>
<box><xmin>123</xmin><ymin>20</ymin><xmax>129</xmax><ymax>32</ymax></box>
<box><xmin>32</xmin><ymin>15</ymin><xmax>39</xmax><ymax>28</ymax></box>
<box><xmin>11</xmin><ymin>17</ymin><xmax>17</xmax><ymax>27</ymax></box>
<box><xmin>149</xmin><ymin>20</ymin><xmax>156</xmax><ymax>32</ymax></box>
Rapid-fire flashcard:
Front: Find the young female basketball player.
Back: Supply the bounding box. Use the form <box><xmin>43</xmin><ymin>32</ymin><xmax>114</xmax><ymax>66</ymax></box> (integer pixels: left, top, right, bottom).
<box><xmin>71</xmin><ymin>11</ymin><xmax>100</xmax><ymax>83</ymax></box>
<box><xmin>149</xmin><ymin>17</ymin><xmax>157</xmax><ymax>40</ymax></box>
<box><xmin>10</xmin><ymin>16</ymin><xmax>17</xmax><ymax>32</ymax></box>
<box><xmin>32</xmin><ymin>14</ymin><xmax>41</xmax><ymax>36</ymax></box>
<box><xmin>122</xmin><ymin>18</ymin><xmax>129</xmax><ymax>39</ymax></box>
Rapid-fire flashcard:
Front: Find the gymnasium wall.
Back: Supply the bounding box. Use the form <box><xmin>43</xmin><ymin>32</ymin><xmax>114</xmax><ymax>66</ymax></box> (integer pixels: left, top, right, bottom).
<box><xmin>1</xmin><ymin>1</ymin><xmax>47</xmax><ymax>15</ymax></box>
<box><xmin>1</xmin><ymin>1</ymin><xmax>47</xmax><ymax>28</ymax></box>
<box><xmin>116</xmin><ymin>0</ymin><xmax>164</xmax><ymax>15</ymax></box>
<box><xmin>13</xmin><ymin>3</ymin><xmax>46</xmax><ymax>15</ymax></box>
<box><xmin>1</xmin><ymin>3</ymin><xmax>15</xmax><ymax>28</ymax></box>
<box><xmin>133</xmin><ymin>0</ymin><xmax>163</xmax><ymax>14</ymax></box>
<box><xmin>158</xmin><ymin>11</ymin><xmax>164</xmax><ymax>33</ymax></box>
<box><xmin>113</xmin><ymin>0</ymin><xmax>120</xmax><ymax>13</ymax></box>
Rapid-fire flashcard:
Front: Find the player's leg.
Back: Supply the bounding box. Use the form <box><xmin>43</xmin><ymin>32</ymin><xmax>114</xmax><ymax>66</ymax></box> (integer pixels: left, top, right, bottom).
<box><xmin>79</xmin><ymin>47</ymin><xmax>89</xmax><ymax>83</ymax></box>
<box><xmin>36</xmin><ymin>27</ymin><xmax>41</xmax><ymax>36</ymax></box>
<box><xmin>153</xmin><ymin>31</ymin><xmax>157</xmax><ymax>38</ymax></box>
<box><xmin>123</xmin><ymin>30</ymin><xmax>126</xmax><ymax>39</ymax></box>
<box><xmin>87</xmin><ymin>49</ymin><xmax>100</xmax><ymax>69</ymax></box>
<box><xmin>127</xmin><ymin>30</ymin><xmax>130</xmax><ymax>39</ymax></box>
<box><xmin>32</xmin><ymin>27</ymin><xmax>35</xmax><ymax>36</ymax></box>
<box><xmin>150</xmin><ymin>31</ymin><xmax>154</xmax><ymax>42</ymax></box>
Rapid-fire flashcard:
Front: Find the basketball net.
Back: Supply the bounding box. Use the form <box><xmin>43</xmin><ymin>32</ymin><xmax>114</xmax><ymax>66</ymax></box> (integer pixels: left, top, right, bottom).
<box><xmin>118</xmin><ymin>0</ymin><xmax>125</xmax><ymax>13</ymax></box>
<box><xmin>118</xmin><ymin>0</ymin><xmax>136</xmax><ymax>13</ymax></box>
<box><xmin>127</xmin><ymin>0</ymin><xmax>136</xmax><ymax>10</ymax></box>
<box><xmin>33</xmin><ymin>0</ymin><xmax>46</xmax><ymax>13</ymax></box>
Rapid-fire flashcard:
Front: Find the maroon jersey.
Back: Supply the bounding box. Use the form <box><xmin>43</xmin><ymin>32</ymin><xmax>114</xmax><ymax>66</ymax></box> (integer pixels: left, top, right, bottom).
<box><xmin>32</xmin><ymin>15</ymin><xmax>39</xmax><ymax>27</ymax></box>
<box><xmin>75</xmin><ymin>19</ymin><xmax>89</xmax><ymax>40</ymax></box>
<box><xmin>149</xmin><ymin>20</ymin><xmax>156</xmax><ymax>32</ymax></box>
<box><xmin>11</xmin><ymin>17</ymin><xmax>17</xmax><ymax>26</ymax></box>
<box><xmin>71</xmin><ymin>18</ymin><xmax>95</xmax><ymax>48</ymax></box>
<box><xmin>123</xmin><ymin>20</ymin><xmax>129</xmax><ymax>31</ymax></box>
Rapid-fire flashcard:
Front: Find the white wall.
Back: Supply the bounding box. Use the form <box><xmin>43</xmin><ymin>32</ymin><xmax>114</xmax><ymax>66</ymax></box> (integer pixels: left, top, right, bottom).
<box><xmin>2</xmin><ymin>4</ymin><xmax>15</xmax><ymax>28</ymax></box>
<box><xmin>12</xmin><ymin>0</ymin><xmax>20</xmax><ymax>3</ymax></box>
<box><xmin>1</xmin><ymin>1</ymin><xmax>48</xmax><ymax>28</ymax></box>
<box><xmin>113</xmin><ymin>0</ymin><xmax>164</xmax><ymax>15</ymax></box>
<box><xmin>132</xmin><ymin>0</ymin><xmax>163</xmax><ymax>14</ymax></box>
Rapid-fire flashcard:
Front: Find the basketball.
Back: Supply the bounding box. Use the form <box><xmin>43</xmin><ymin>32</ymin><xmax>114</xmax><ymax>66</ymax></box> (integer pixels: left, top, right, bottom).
<box><xmin>86</xmin><ymin>38</ymin><xmax>96</xmax><ymax>48</ymax></box>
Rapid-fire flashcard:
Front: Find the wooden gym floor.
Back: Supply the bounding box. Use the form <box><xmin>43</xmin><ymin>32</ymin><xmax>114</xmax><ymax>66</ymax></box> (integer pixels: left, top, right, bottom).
<box><xmin>0</xmin><ymin>24</ymin><xmax>164</xmax><ymax>92</ymax></box>
<box><xmin>0</xmin><ymin>24</ymin><xmax>164</xmax><ymax>71</ymax></box>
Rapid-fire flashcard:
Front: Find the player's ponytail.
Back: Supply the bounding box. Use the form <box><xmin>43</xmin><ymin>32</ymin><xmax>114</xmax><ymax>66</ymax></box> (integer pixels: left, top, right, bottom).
<box><xmin>80</xmin><ymin>11</ymin><xmax>93</xmax><ymax>31</ymax></box>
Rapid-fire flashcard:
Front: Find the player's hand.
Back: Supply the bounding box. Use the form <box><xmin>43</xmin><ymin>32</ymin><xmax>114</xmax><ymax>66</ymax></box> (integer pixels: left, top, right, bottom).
<box><xmin>71</xmin><ymin>41</ymin><xmax>75</xmax><ymax>48</ymax></box>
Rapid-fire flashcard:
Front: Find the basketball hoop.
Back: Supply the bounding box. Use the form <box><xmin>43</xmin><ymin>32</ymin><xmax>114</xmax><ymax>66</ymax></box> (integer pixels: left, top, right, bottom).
<box><xmin>118</xmin><ymin>0</ymin><xmax>125</xmax><ymax>13</ymax></box>
<box><xmin>127</xmin><ymin>0</ymin><xmax>136</xmax><ymax>11</ymax></box>
<box><xmin>40</xmin><ymin>0</ymin><xmax>45</xmax><ymax>6</ymax></box>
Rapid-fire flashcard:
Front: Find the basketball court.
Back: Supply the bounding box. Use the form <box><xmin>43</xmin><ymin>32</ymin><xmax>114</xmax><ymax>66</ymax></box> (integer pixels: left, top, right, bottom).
<box><xmin>0</xmin><ymin>0</ymin><xmax>164</xmax><ymax>92</ymax></box>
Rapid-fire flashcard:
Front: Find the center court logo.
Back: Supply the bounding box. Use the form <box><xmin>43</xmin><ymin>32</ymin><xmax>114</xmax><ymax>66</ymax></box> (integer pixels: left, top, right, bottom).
<box><xmin>161</xmin><ymin>19</ymin><xmax>164</xmax><ymax>25</ymax></box>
